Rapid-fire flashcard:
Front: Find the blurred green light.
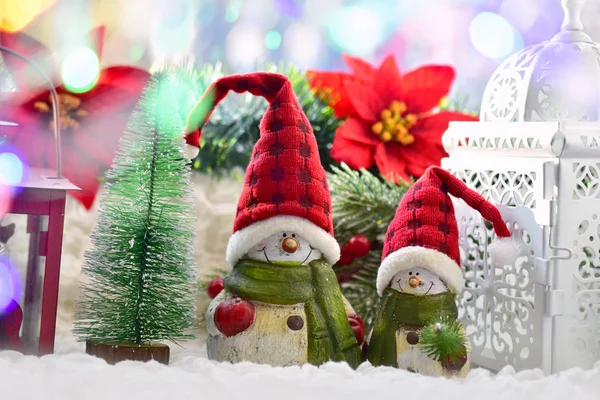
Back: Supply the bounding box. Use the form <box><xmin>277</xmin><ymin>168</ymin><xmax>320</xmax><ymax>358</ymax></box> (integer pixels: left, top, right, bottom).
<box><xmin>265</xmin><ymin>31</ymin><xmax>282</xmax><ymax>50</ymax></box>
<box><xmin>61</xmin><ymin>47</ymin><xmax>100</xmax><ymax>94</ymax></box>
<box><xmin>224</xmin><ymin>5</ymin><xmax>239</xmax><ymax>22</ymax></box>
<box><xmin>327</xmin><ymin>6</ymin><xmax>384</xmax><ymax>55</ymax></box>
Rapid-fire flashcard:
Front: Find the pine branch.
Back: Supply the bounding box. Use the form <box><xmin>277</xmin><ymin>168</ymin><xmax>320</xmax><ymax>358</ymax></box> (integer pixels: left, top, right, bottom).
<box><xmin>329</xmin><ymin>163</ymin><xmax>411</xmax><ymax>244</ymax></box>
<box><xmin>337</xmin><ymin>249</ymin><xmax>381</xmax><ymax>330</ymax></box>
<box><xmin>74</xmin><ymin>70</ymin><xmax>198</xmax><ymax>345</ymax></box>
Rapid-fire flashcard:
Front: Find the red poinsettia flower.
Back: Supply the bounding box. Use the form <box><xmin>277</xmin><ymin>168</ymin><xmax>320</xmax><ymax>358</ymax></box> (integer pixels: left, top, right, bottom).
<box><xmin>307</xmin><ymin>54</ymin><xmax>383</xmax><ymax>119</ymax></box>
<box><xmin>308</xmin><ymin>54</ymin><xmax>478</xmax><ymax>182</ymax></box>
<box><xmin>0</xmin><ymin>26</ymin><xmax>150</xmax><ymax>209</ymax></box>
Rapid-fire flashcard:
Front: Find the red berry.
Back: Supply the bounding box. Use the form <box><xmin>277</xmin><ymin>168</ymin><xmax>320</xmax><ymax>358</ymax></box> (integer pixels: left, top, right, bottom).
<box><xmin>207</xmin><ymin>278</ymin><xmax>224</xmax><ymax>299</ymax></box>
<box><xmin>214</xmin><ymin>297</ymin><xmax>256</xmax><ymax>337</ymax></box>
<box><xmin>337</xmin><ymin>246</ymin><xmax>355</xmax><ymax>266</ymax></box>
<box><xmin>347</xmin><ymin>235</ymin><xmax>371</xmax><ymax>257</ymax></box>
<box><xmin>347</xmin><ymin>313</ymin><xmax>365</xmax><ymax>344</ymax></box>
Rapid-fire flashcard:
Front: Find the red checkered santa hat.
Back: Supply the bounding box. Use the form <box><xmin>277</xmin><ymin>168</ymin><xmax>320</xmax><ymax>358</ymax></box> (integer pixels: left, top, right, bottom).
<box><xmin>377</xmin><ymin>166</ymin><xmax>520</xmax><ymax>296</ymax></box>
<box><xmin>185</xmin><ymin>73</ymin><xmax>339</xmax><ymax>266</ymax></box>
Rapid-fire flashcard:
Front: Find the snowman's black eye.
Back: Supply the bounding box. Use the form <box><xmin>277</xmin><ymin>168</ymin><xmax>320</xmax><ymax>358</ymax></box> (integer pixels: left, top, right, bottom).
<box><xmin>292</xmin><ymin>234</ymin><xmax>296</xmax><ymax>238</ymax></box>
<box><xmin>416</xmin><ymin>272</ymin><xmax>420</xmax><ymax>276</ymax></box>
<box><xmin>409</xmin><ymin>272</ymin><xmax>412</xmax><ymax>275</ymax></box>
<box><xmin>283</xmin><ymin>233</ymin><xmax>287</xmax><ymax>237</ymax></box>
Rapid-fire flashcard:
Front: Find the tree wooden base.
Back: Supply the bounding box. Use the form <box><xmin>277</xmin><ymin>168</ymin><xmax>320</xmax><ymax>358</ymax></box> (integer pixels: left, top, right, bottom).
<box><xmin>86</xmin><ymin>341</ymin><xmax>170</xmax><ymax>365</ymax></box>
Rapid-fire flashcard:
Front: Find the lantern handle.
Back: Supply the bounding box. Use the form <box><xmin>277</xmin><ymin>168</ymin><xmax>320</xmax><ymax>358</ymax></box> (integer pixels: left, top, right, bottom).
<box><xmin>0</xmin><ymin>46</ymin><xmax>62</xmax><ymax>179</ymax></box>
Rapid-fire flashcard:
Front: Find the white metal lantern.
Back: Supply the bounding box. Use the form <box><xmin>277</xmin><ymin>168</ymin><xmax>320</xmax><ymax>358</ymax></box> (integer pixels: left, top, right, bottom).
<box><xmin>442</xmin><ymin>0</ymin><xmax>600</xmax><ymax>374</ymax></box>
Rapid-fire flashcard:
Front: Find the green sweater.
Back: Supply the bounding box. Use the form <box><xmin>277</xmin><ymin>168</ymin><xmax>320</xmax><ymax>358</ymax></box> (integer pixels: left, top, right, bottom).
<box><xmin>224</xmin><ymin>258</ymin><xmax>362</xmax><ymax>369</ymax></box>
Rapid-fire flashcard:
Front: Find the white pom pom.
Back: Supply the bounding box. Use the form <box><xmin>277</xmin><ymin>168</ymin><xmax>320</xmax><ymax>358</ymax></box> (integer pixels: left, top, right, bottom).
<box><xmin>488</xmin><ymin>237</ymin><xmax>521</xmax><ymax>266</ymax></box>
<box><xmin>186</xmin><ymin>144</ymin><xmax>200</xmax><ymax>160</ymax></box>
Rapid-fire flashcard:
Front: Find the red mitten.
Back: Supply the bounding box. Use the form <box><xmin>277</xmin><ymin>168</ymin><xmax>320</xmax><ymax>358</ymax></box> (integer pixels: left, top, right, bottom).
<box><xmin>347</xmin><ymin>313</ymin><xmax>365</xmax><ymax>344</ymax></box>
<box><xmin>214</xmin><ymin>297</ymin><xmax>256</xmax><ymax>337</ymax></box>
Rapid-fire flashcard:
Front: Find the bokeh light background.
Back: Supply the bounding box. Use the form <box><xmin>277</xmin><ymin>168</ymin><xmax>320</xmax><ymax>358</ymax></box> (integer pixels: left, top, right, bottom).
<box><xmin>3</xmin><ymin>0</ymin><xmax>599</xmax><ymax>111</ymax></box>
<box><xmin>0</xmin><ymin>0</ymin><xmax>592</xmax><ymax>206</ymax></box>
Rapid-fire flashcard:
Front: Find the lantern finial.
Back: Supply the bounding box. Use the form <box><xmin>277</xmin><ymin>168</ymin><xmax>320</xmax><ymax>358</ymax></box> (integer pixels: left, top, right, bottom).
<box><xmin>552</xmin><ymin>0</ymin><xmax>590</xmax><ymax>42</ymax></box>
<box><xmin>561</xmin><ymin>0</ymin><xmax>584</xmax><ymax>31</ymax></box>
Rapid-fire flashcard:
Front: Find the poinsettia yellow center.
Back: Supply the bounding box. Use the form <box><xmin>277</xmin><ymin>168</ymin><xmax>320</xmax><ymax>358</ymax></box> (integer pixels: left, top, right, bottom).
<box><xmin>33</xmin><ymin>93</ymin><xmax>89</xmax><ymax>131</ymax></box>
<box><xmin>371</xmin><ymin>101</ymin><xmax>417</xmax><ymax>145</ymax></box>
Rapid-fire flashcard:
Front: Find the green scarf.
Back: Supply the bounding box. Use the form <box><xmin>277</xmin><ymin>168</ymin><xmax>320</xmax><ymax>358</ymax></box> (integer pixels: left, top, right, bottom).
<box><xmin>367</xmin><ymin>288</ymin><xmax>458</xmax><ymax>368</ymax></box>
<box><xmin>224</xmin><ymin>258</ymin><xmax>362</xmax><ymax>369</ymax></box>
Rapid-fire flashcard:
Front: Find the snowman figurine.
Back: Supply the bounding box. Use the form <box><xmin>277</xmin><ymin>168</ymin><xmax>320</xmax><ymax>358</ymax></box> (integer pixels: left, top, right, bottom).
<box><xmin>367</xmin><ymin>266</ymin><xmax>470</xmax><ymax>377</ymax></box>
<box><xmin>185</xmin><ymin>72</ymin><xmax>363</xmax><ymax>368</ymax></box>
<box><xmin>206</xmin><ymin>230</ymin><xmax>363</xmax><ymax>367</ymax></box>
<box><xmin>366</xmin><ymin>166</ymin><xmax>519</xmax><ymax>376</ymax></box>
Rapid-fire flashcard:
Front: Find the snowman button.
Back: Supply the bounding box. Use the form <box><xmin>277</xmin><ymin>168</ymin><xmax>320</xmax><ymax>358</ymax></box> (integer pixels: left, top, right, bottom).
<box><xmin>287</xmin><ymin>315</ymin><xmax>304</xmax><ymax>331</ymax></box>
<box><xmin>406</xmin><ymin>331</ymin><xmax>419</xmax><ymax>345</ymax></box>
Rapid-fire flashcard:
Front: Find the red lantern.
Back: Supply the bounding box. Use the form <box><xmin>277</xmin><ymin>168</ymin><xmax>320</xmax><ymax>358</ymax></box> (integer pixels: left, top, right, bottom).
<box><xmin>0</xmin><ymin>46</ymin><xmax>78</xmax><ymax>355</ymax></box>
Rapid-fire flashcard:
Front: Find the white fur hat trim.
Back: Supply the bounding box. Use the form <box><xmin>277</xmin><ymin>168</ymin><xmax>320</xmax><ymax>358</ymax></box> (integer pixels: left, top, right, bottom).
<box><xmin>226</xmin><ymin>215</ymin><xmax>340</xmax><ymax>267</ymax></box>
<box><xmin>376</xmin><ymin>246</ymin><xmax>464</xmax><ymax>296</ymax></box>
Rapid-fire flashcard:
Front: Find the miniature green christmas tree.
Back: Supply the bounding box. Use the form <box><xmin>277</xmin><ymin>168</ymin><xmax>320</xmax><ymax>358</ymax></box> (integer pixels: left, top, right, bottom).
<box><xmin>73</xmin><ymin>71</ymin><xmax>197</xmax><ymax>355</ymax></box>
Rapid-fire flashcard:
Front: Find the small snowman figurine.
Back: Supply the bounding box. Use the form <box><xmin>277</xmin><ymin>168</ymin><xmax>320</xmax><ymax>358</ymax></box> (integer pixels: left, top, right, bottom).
<box><xmin>185</xmin><ymin>73</ymin><xmax>363</xmax><ymax>368</ymax></box>
<box><xmin>366</xmin><ymin>166</ymin><xmax>519</xmax><ymax>377</ymax></box>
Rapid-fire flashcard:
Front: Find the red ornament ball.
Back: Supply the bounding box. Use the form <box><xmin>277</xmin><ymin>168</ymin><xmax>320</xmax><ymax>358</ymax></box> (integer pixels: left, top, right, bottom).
<box><xmin>347</xmin><ymin>235</ymin><xmax>371</xmax><ymax>257</ymax></box>
<box><xmin>214</xmin><ymin>297</ymin><xmax>256</xmax><ymax>337</ymax></box>
<box><xmin>207</xmin><ymin>277</ymin><xmax>224</xmax><ymax>299</ymax></box>
<box><xmin>337</xmin><ymin>246</ymin><xmax>355</xmax><ymax>266</ymax></box>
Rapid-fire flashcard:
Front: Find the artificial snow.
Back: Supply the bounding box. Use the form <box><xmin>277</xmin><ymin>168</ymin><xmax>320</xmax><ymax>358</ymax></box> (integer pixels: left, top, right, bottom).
<box><xmin>2</xmin><ymin>333</ymin><xmax>600</xmax><ymax>400</ymax></box>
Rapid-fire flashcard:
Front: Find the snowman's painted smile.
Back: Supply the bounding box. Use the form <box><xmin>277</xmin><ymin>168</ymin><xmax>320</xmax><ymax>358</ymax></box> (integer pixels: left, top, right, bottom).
<box><xmin>246</xmin><ymin>232</ymin><xmax>323</xmax><ymax>265</ymax></box>
<box><xmin>424</xmin><ymin>282</ymin><xmax>434</xmax><ymax>295</ymax></box>
<box><xmin>300</xmin><ymin>247</ymin><xmax>315</xmax><ymax>265</ymax></box>
<box><xmin>390</xmin><ymin>268</ymin><xmax>449</xmax><ymax>296</ymax></box>
<box><xmin>259</xmin><ymin>245</ymin><xmax>315</xmax><ymax>265</ymax></box>
<box><xmin>395</xmin><ymin>279</ymin><xmax>435</xmax><ymax>295</ymax></box>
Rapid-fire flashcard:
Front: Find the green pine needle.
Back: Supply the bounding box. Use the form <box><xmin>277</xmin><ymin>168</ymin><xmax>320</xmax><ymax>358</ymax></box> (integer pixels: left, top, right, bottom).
<box><xmin>336</xmin><ymin>249</ymin><xmax>382</xmax><ymax>331</ymax></box>
<box><xmin>420</xmin><ymin>316</ymin><xmax>468</xmax><ymax>363</ymax></box>
<box><xmin>329</xmin><ymin>163</ymin><xmax>411</xmax><ymax>244</ymax></box>
<box><xmin>73</xmin><ymin>70</ymin><xmax>198</xmax><ymax>345</ymax></box>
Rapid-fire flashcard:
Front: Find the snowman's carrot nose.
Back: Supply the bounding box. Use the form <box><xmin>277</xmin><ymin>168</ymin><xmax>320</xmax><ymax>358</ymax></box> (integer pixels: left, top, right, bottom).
<box><xmin>282</xmin><ymin>237</ymin><xmax>299</xmax><ymax>253</ymax></box>
<box><xmin>408</xmin><ymin>276</ymin><xmax>421</xmax><ymax>288</ymax></box>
